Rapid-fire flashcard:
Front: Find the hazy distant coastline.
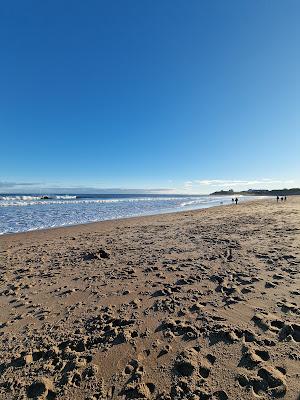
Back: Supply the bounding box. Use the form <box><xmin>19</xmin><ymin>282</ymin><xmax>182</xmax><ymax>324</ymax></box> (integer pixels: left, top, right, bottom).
<box><xmin>210</xmin><ymin>188</ymin><xmax>300</xmax><ymax>196</ymax></box>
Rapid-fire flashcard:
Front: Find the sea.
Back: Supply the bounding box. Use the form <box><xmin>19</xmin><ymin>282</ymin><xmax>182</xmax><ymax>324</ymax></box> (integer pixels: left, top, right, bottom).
<box><xmin>0</xmin><ymin>193</ymin><xmax>264</xmax><ymax>235</ymax></box>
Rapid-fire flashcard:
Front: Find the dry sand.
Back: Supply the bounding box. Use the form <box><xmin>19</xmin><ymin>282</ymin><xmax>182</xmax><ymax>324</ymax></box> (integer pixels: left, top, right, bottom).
<box><xmin>0</xmin><ymin>198</ymin><xmax>299</xmax><ymax>400</ymax></box>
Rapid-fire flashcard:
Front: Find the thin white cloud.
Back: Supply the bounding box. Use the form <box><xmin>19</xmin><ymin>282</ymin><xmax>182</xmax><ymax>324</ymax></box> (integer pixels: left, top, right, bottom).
<box><xmin>183</xmin><ymin>181</ymin><xmax>194</xmax><ymax>188</ymax></box>
<box><xmin>0</xmin><ymin>182</ymin><xmax>177</xmax><ymax>194</ymax></box>
<box><xmin>0</xmin><ymin>181</ymin><xmax>40</xmax><ymax>188</ymax></box>
<box><xmin>192</xmin><ymin>179</ymin><xmax>294</xmax><ymax>187</ymax></box>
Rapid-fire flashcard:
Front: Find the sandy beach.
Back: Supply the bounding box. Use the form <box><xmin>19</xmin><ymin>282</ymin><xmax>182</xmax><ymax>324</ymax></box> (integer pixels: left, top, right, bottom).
<box><xmin>0</xmin><ymin>198</ymin><xmax>299</xmax><ymax>400</ymax></box>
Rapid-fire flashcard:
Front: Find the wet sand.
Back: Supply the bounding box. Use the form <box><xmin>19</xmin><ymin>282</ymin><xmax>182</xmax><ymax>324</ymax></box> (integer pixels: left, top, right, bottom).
<box><xmin>0</xmin><ymin>198</ymin><xmax>299</xmax><ymax>399</ymax></box>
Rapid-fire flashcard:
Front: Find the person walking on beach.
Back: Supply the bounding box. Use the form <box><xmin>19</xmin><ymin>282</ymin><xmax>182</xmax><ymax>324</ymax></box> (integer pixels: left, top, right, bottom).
<box><xmin>284</xmin><ymin>196</ymin><xmax>287</xmax><ymax>201</ymax></box>
<box><xmin>277</xmin><ymin>196</ymin><xmax>279</xmax><ymax>203</ymax></box>
<box><xmin>235</xmin><ymin>197</ymin><xmax>238</xmax><ymax>205</ymax></box>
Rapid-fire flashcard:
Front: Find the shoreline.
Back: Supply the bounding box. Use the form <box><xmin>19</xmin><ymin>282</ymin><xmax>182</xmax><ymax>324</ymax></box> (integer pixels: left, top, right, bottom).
<box><xmin>0</xmin><ymin>197</ymin><xmax>268</xmax><ymax>240</ymax></box>
<box><xmin>1</xmin><ymin>197</ymin><xmax>299</xmax><ymax>399</ymax></box>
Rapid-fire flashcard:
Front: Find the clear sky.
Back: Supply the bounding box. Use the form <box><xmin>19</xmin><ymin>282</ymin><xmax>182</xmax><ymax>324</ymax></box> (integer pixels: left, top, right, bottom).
<box><xmin>1</xmin><ymin>1</ymin><xmax>299</xmax><ymax>194</ymax></box>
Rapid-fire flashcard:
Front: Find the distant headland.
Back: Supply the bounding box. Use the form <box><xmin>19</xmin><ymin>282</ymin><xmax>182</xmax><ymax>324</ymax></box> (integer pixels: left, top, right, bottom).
<box><xmin>210</xmin><ymin>188</ymin><xmax>300</xmax><ymax>196</ymax></box>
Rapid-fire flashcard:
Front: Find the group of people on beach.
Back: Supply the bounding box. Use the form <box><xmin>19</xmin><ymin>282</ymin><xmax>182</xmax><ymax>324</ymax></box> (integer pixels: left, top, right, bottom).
<box><xmin>230</xmin><ymin>196</ymin><xmax>287</xmax><ymax>205</ymax></box>
<box><xmin>277</xmin><ymin>196</ymin><xmax>287</xmax><ymax>202</ymax></box>
<box><xmin>231</xmin><ymin>196</ymin><xmax>287</xmax><ymax>205</ymax></box>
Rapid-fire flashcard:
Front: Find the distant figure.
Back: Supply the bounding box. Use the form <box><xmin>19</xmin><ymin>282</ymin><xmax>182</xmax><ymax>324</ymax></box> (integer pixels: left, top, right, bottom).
<box><xmin>235</xmin><ymin>197</ymin><xmax>238</xmax><ymax>205</ymax></box>
<box><xmin>284</xmin><ymin>196</ymin><xmax>287</xmax><ymax>201</ymax></box>
<box><xmin>277</xmin><ymin>196</ymin><xmax>279</xmax><ymax>203</ymax></box>
<box><xmin>281</xmin><ymin>197</ymin><xmax>284</xmax><ymax>201</ymax></box>
<box><xmin>232</xmin><ymin>198</ymin><xmax>235</xmax><ymax>203</ymax></box>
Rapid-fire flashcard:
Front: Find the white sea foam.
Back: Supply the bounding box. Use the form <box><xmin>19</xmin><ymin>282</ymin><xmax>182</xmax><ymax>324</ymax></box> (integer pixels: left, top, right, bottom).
<box><xmin>54</xmin><ymin>195</ymin><xmax>77</xmax><ymax>200</ymax></box>
<box><xmin>0</xmin><ymin>196</ymin><xmax>185</xmax><ymax>207</ymax></box>
<box><xmin>0</xmin><ymin>195</ymin><xmax>43</xmax><ymax>201</ymax></box>
<box><xmin>181</xmin><ymin>199</ymin><xmax>209</xmax><ymax>207</ymax></box>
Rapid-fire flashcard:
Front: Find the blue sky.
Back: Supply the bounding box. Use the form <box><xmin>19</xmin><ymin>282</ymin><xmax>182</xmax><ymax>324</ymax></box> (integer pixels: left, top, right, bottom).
<box><xmin>0</xmin><ymin>0</ymin><xmax>299</xmax><ymax>194</ymax></box>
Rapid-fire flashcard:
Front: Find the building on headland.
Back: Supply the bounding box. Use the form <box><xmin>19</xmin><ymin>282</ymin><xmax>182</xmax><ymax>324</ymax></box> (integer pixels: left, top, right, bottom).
<box><xmin>247</xmin><ymin>189</ymin><xmax>269</xmax><ymax>194</ymax></box>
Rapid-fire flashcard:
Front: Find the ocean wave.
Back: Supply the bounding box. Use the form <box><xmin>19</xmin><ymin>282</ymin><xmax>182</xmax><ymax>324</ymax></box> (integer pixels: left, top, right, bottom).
<box><xmin>0</xmin><ymin>194</ymin><xmax>77</xmax><ymax>200</ymax></box>
<box><xmin>180</xmin><ymin>196</ymin><xmax>231</xmax><ymax>207</ymax></box>
<box><xmin>0</xmin><ymin>195</ymin><xmax>44</xmax><ymax>201</ymax></box>
<box><xmin>181</xmin><ymin>199</ymin><xmax>208</xmax><ymax>207</ymax></box>
<box><xmin>54</xmin><ymin>195</ymin><xmax>77</xmax><ymax>199</ymax></box>
<box><xmin>0</xmin><ymin>196</ymin><xmax>193</xmax><ymax>207</ymax></box>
